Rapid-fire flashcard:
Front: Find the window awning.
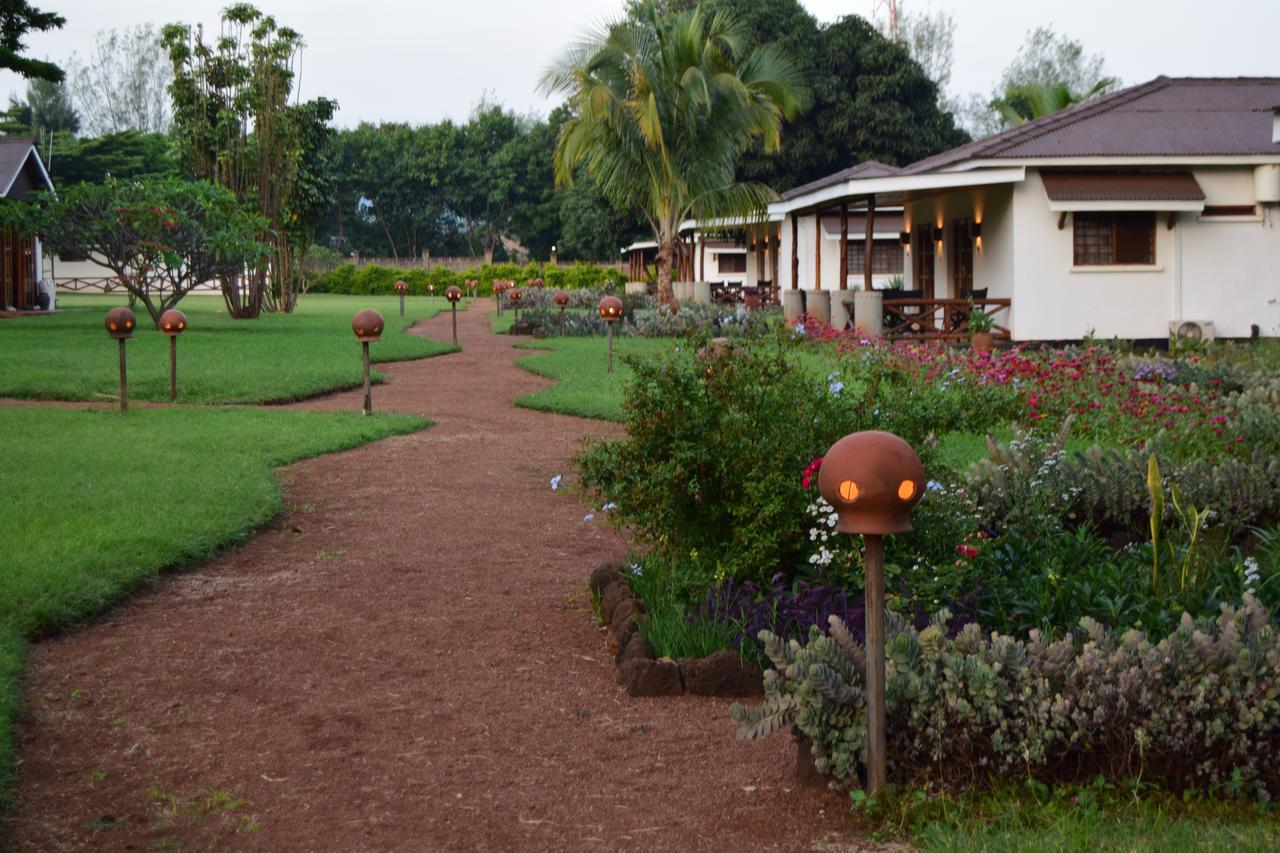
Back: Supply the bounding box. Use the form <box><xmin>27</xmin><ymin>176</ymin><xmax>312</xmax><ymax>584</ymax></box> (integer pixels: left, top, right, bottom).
<box><xmin>821</xmin><ymin>211</ymin><xmax>905</xmax><ymax>238</ymax></box>
<box><xmin>1041</xmin><ymin>171</ymin><xmax>1206</xmax><ymax>212</ymax></box>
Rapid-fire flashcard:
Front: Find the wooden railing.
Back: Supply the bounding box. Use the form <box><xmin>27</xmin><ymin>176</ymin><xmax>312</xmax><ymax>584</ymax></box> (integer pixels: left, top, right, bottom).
<box><xmin>881</xmin><ymin>297</ymin><xmax>1012</xmax><ymax>341</ymax></box>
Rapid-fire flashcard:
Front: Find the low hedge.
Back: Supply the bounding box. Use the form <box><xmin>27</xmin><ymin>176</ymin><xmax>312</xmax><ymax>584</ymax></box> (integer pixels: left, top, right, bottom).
<box><xmin>732</xmin><ymin>597</ymin><xmax>1280</xmax><ymax>798</ymax></box>
<box><xmin>311</xmin><ymin>261</ymin><xmax>626</xmax><ymax>296</ymax></box>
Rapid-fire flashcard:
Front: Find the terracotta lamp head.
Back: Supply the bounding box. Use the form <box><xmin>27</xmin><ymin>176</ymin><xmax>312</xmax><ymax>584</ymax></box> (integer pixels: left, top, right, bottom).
<box><xmin>817</xmin><ymin>430</ymin><xmax>925</xmax><ymax>535</ymax></box>
<box><xmin>445</xmin><ymin>286</ymin><xmax>462</xmax><ymax>303</ymax></box>
<box><xmin>508</xmin><ymin>287</ymin><xmax>523</xmax><ymax>304</ymax></box>
<box><xmin>159</xmin><ymin>309</ymin><xmax>187</xmax><ymax>337</ymax></box>
<box><xmin>553</xmin><ymin>290</ymin><xmax>570</xmax><ymax>308</ymax></box>
<box><xmin>530</xmin><ymin>277</ymin><xmax>545</xmax><ymax>288</ymax></box>
<box><xmin>352</xmin><ymin>309</ymin><xmax>385</xmax><ymax>342</ymax></box>
<box><xmin>395</xmin><ymin>280</ymin><xmax>408</xmax><ymax>294</ymax></box>
<box><xmin>598</xmin><ymin>295</ymin><xmax>623</xmax><ymax>321</ymax></box>
<box><xmin>104</xmin><ymin>307</ymin><xmax>136</xmax><ymax>340</ymax></box>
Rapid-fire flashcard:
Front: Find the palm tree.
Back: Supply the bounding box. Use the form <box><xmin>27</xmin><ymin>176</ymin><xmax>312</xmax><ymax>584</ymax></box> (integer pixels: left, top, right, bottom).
<box><xmin>541</xmin><ymin>0</ymin><xmax>805</xmax><ymax>307</ymax></box>
<box><xmin>993</xmin><ymin>78</ymin><xmax>1117</xmax><ymax>128</ymax></box>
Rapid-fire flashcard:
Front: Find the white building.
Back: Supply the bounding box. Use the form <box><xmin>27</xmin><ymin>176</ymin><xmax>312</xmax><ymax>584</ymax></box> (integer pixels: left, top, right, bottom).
<box><xmin>772</xmin><ymin>76</ymin><xmax>1280</xmax><ymax>341</ymax></box>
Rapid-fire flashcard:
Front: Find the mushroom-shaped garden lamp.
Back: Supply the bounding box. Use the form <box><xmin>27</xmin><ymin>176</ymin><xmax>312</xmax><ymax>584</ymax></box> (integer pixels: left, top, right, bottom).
<box><xmin>104</xmin><ymin>307</ymin><xmax>136</xmax><ymax>414</ymax></box>
<box><xmin>598</xmin><ymin>295</ymin><xmax>623</xmax><ymax>373</ymax></box>
<box><xmin>159</xmin><ymin>308</ymin><xmax>187</xmax><ymax>402</ymax></box>
<box><xmin>507</xmin><ymin>287</ymin><xmax>523</xmax><ymax>323</ymax></box>
<box><xmin>395</xmin><ymin>280</ymin><xmax>409</xmax><ymax>316</ymax></box>
<box><xmin>493</xmin><ymin>280</ymin><xmax>508</xmax><ymax>316</ymax></box>
<box><xmin>816</xmin><ymin>430</ymin><xmax>925</xmax><ymax>795</ymax></box>
<box><xmin>553</xmin><ymin>289</ymin><xmax>570</xmax><ymax>332</ymax></box>
<box><xmin>351</xmin><ymin>308</ymin><xmax>385</xmax><ymax>415</ymax></box>
<box><xmin>445</xmin><ymin>285</ymin><xmax>462</xmax><ymax>344</ymax></box>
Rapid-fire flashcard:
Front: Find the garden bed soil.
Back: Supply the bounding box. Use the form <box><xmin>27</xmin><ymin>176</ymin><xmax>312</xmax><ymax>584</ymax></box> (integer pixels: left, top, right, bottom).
<box><xmin>5</xmin><ymin>301</ymin><xmax>865</xmax><ymax>850</ymax></box>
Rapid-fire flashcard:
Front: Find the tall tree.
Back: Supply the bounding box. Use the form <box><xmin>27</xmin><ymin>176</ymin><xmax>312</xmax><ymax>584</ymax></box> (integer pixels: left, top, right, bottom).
<box><xmin>543</xmin><ymin>0</ymin><xmax>805</xmax><ymax>306</ymax></box>
<box><xmin>66</xmin><ymin>24</ymin><xmax>172</xmax><ymax>135</ymax></box>
<box><xmin>992</xmin><ymin>78</ymin><xmax>1116</xmax><ymax>127</ymax></box>
<box><xmin>0</xmin><ymin>1</ymin><xmax>63</xmax><ymax>82</ymax></box>
<box><xmin>163</xmin><ymin>4</ymin><xmax>335</xmax><ymax>316</ymax></box>
<box><xmin>48</xmin><ymin>130</ymin><xmax>179</xmax><ymax>186</ymax></box>
<box><xmin>677</xmin><ymin>0</ymin><xmax>965</xmax><ymax>189</ymax></box>
<box><xmin>984</xmin><ymin>26</ymin><xmax>1117</xmax><ymax>131</ymax></box>
<box><xmin>26</xmin><ymin>77</ymin><xmax>77</xmax><ymax>133</ymax></box>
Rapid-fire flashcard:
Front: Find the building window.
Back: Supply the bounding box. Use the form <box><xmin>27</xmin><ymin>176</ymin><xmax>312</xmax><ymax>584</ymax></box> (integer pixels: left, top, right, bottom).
<box><xmin>1201</xmin><ymin>204</ymin><xmax>1257</xmax><ymax>218</ymax></box>
<box><xmin>846</xmin><ymin>239</ymin><xmax>905</xmax><ymax>275</ymax></box>
<box><xmin>1073</xmin><ymin>212</ymin><xmax>1156</xmax><ymax>266</ymax></box>
<box><xmin>717</xmin><ymin>253</ymin><xmax>746</xmax><ymax>274</ymax></box>
<box><xmin>57</xmin><ymin>249</ymin><xmax>88</xmax><ymax>262</ymax></box>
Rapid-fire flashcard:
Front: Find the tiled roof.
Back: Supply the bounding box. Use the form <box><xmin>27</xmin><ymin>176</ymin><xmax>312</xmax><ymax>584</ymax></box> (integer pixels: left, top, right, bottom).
<box><xmin>899</xmin><ymin>77</ymin><xmax>1280</xmax><ymax>176</ymax></box>
<box><xmin>780</xmin><ymin>160</ymin><xmax>900</xmax><ymax>201</ymax></box>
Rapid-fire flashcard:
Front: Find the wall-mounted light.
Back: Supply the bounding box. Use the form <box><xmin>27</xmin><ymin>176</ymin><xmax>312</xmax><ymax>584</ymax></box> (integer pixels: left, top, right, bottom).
<box><xmin>899</xmin><ymin>230</ymin><xmax>911</xmax><ymax>256</ymax></box>
<box><xmin>934</xmin><ymin>224</ymin><xmax>944</xmax><ymax>254</ymax></box>
<box><xmin>969</xmin><ymin>220</ymin><xmax>983</xmax><ymax>252</ymax></box>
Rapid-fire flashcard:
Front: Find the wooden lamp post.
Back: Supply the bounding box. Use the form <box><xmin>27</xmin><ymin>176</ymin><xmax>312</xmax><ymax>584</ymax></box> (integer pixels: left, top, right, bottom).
<box><xmin>598</xmin><ymin>295</ymin><xmax>623</xmax><ymax>373</ymax></box>
<box><xmin>553</xmin><ymin>289</ymin><xmax>570</xmax><ymax>333</ymax></box>
<box><xmin>493</xmin><ymin>280</ymin><xmax>508</xmax><ymax>316</ymax></box>
<box><xmin>104</xmin><ymin>307</ymin><xmax>136</xmax><ymax>414</ymax></box>
<box><xmin>507</xmin><ymin>286</ymin><xmax>523</xmax><ymax>323</ymax></box>
<box><xmin>445</xmin><ymin>285</ymin><xmax>462</xmax><ymax>344</ymax></box>
<box><xmin>158</xmin><ymin>309</ymin><xmax>187</xmax><ymax>402</ymax></box>
<box><xmin>816</xmin><ymin>431</ymin><xmax>924</xmax><ymax>795</ymax></box>
<box><xmin>351</xmin><ymin>309</ymin><xmax>385</xmax><ymax>415</ymax></box>
<box><xmin>395</xmin><ymin>280</ymin><xmax>408</xmax><ymax>316</ymax></box>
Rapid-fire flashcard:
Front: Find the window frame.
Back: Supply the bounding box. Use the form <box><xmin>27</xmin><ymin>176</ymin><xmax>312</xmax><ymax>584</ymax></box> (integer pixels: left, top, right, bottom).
<box><xmin>1072</xmin><ymin>211</ymin><xmax>1157</xmax><ymax>267</ymax></box>
<box><xmin>846</xmin><ymin>238</ymin><xmax>905</xmax><ymax>276</ymax></box>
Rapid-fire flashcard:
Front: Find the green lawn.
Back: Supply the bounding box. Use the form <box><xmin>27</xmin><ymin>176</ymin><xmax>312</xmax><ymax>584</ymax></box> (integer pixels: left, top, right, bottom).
<box><xmin>0</xmin><ymin>405</ymin><xmax>429</xmax><ymax>797</ymax></box>
<box><xmin>512</xmin><ymin>336</ymin><xmax>677</xmax><ymax>421</ymax></box>
<box><xmin>0</xmin><ymin>293</ymin><xmax>460</xmax><ymax>404</ymax></box>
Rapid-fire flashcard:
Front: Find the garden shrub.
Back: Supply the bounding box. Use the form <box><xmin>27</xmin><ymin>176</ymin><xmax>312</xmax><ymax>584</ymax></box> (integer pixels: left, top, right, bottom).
<box><xmin>732</xmin><ymin>597</ymin><xmax>1280</xmax><ymax>798</ymax></box>
<box><xmin>310</xmin><ymin>261</ymin><xmax>625</xmax><ymax>296</ymax></box>
<box><xmin>578</xmin><ymin>337</ymin><xmax>869</xmax><ymax>588</ymax></box>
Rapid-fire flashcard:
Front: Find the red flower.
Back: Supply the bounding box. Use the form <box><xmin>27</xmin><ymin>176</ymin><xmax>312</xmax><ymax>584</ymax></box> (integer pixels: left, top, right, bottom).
<box><xmin>956</xmin><ymin>543</ymin><xmax>979</xmax><ymax>559</ymax></box>
<box><xmin>801</xmin><ymin>457</ymin><xmax>824</xmax><ymax>489</ymax></box>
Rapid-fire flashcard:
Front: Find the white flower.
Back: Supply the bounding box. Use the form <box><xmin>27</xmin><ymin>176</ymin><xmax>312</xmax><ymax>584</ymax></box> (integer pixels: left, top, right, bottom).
<box><xmin>550</xmin><ymin>475</ymin><xmax>562</xmax><ymax>491</ymax></box>
<box><xmin>927</xmin><ymin>480</ymin><xmax>944</xmax><ymax>493</ymax></box>
<box><xmin>583</xmin><ymin>513</ymin><xmax>595</xmax><ymax>522</ymax></box>
<box><xmin>829</xmin><ymin>380</ymin><xmax>844</xmax><ymax>395</ymax></box>
<box><xmin>793</xmin><ymin>323</ymin><xmax>806</xmax><ymax>336</ymax></box>
<box><xmin>629</xmin><ymin>562</ymin><xmax>643</xmax><ymax>577</ymax></box>
<box><xmin>601</xmin><ymin>502</ymin><xmax>618</xmax><ymax>512</ymax></box>
<box><xmin>1244</xmin><ymin>557</ymin><xmax>1261</xmax><ymax>593</ymax></box>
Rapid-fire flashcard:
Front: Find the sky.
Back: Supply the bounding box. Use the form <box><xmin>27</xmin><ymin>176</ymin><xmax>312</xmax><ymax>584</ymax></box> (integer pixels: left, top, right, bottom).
<box><xmin>1</xmin><ymin>0</ymin><xmax>1277</xmax><ymax>128</ymax></box>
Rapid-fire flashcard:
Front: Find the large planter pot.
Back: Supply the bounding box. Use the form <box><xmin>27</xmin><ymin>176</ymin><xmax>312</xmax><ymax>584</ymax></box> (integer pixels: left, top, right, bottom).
<box><xmin>692</xmin><ymin>281</ymin><xmax>712</xmax><ymax>305</ymax></box>
<box><xmin>830</xmin><ymin>293</ymin><xmax>853</xmax><ymax>331</ymax></box>
<box><xmin>971</xmin><ymin>331</ymin><xmax>995</xmax><ymax>354</ymax></box>
<box><xmin>782</xmin><ymin>289</ymin><xmax>805</xmax><ymax>324</ymax></box>
<box><xmin>805</xmin><ymin>290</ymin><xmax>831</xmax><ymax>325</ymax></box>
<box><xmin>674</xmin><ymin>281</ymin><xmax>694</xmax><ymax>302</ymax></box>
<box><xmin>624</xmin><ymin>281</ymin><xmax>648</xmax><ymax>296</ymax></box>
<box><xmin>853</xmin><ymin>290</ymin><xmax>884</xmax><ymax>337</ymax></box>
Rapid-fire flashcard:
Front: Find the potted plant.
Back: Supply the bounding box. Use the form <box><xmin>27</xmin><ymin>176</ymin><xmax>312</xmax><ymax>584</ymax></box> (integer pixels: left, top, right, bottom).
<box><xmin>968</xmin><ymin>303</ymin><xmax>995</xmax><ymax>353</ymax></box>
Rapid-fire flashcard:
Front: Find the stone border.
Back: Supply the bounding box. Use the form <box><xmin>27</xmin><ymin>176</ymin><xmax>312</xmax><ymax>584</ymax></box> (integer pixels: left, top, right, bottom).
<box><xmin>589</xmin><ymin>564</ymin><xmax>763</xmax><ymax>699</ymax></box>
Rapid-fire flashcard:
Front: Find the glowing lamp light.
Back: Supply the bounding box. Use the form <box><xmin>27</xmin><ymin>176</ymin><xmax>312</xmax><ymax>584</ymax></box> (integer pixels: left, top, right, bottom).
<box><xmin>104</xmin><ymin>306</ymin><xmax>136</xmax><ymax>340</ymax></box>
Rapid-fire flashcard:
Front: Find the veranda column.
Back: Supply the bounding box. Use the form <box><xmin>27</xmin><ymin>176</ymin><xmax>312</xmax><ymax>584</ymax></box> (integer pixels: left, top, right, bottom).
<box><xmin>771</xmin><ymin>224</ymin><xmax>780</xmax><ymax>301</ymax></box>
<box><xmin>808</xmin><ymin>210</ymin><xmax>830</xmax><ymax>324</ymax></box>
<box><xmin>832</xmin><ymin>201</ymin><xmax>851</xmax><ymax>330</ymax></box>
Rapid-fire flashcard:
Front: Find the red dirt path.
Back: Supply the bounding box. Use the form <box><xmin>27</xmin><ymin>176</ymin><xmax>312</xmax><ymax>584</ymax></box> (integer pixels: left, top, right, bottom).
<box><xmin>7</xmin><ymin>302</ymin><xmax>866</xmax><ymax>850</ymax></box>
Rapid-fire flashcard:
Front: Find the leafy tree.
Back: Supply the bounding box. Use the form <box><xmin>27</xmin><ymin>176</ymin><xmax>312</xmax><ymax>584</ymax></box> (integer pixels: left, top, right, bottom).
<box><xmin>0</xmin><ymin>96</ymin><xmax>31</xmax><ymax>135</ymax></box>
<box><xmin>13</xmin><ymin>178</ymin><xmax>268</xmax><ymax>323</ymax></box>
<box><xmin>543</xmin><ymin>0</ymin><xmax>805</xmax><ymax>305</ymax></box>
<box><xmin>48</xmin><ymin>130</ymin><xmax>179</xmax><ymax>186</ymax></box>
<box><xmin>26</xmin><ymin>77</ymin><xmax>77</xmax><ymax>133</ymax></box>
<box><xmin>163</xmin><ymin>4</ymin><xmax>336</xmax><ymax>316</ymax></box>
<box><xmin>65</xmin><ymin>24</ymin><xmax>172</xmax><ymax>135</ymax></box>
<box><xmin>0</xmin><ymin>1</ymin><xmax>64</xmax><ymax>82</ymax></box>
<box><xmin>992</xmin><ymin>78</ymin><xmax>1116</xmax><ymax>127</ymax></box>
<box><xmin>675</xmin><ymin>0</ymin><xmax>965</xmax><ymax>189</ymax></box>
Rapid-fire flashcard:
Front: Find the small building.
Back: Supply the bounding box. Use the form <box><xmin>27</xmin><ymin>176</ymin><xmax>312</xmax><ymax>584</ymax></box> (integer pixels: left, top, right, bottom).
<box><xmin>772</xmin><ymin>76</ymin><xmax>1280</xmax><ymax>340</ymax></box>
<box><xmin>0</xmin><ymin>138</ymin><xmax>54</xmax><ymax>312</ymax></box>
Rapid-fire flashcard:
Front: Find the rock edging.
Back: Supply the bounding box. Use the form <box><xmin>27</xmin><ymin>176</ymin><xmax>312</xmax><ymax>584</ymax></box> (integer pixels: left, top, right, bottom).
<box><xmin>589</xmin><ymin>564</ymin><xmax>763</xmax><ymax>699</ymax></box>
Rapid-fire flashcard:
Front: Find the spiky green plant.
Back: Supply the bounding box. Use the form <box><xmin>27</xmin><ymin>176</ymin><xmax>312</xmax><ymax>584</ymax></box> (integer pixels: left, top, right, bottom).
<box><xmin>540</xmin><ymin>0</ymin><xmax>806</xmax><ymax>307</ymax></box>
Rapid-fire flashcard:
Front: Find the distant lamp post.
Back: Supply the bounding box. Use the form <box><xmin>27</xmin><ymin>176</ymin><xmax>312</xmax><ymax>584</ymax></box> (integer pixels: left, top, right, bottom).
<box><xmin>395</xmin><ymin>280</ymin><xmax>408</xmax><ymax>316</ymax></box>
<box><xmin>553</xmin><ymin>289</ymin><xmax>570</xmax><ymax>333</ymax></box>
<box><xmin>598</xmin><ymin>295</ymin><xmax>623</xmax><ymax>373</ymax></box>
<box><xmin>351</xmin><ymin>309</ymin><xmax>385</xmax><ymax>415</ymax></box>
<box><xmin>493</xmin><ymin>280</ymin><xmax>508</xmax><ymax>316</ymax></box>
<box><xmin>445</xmin><ymin>285</ymin><xmax>462</xmax><ymax>344</ymax></box>
<box><xmin>816</xmin><ymin>430</ymin><xmax>925</xmax><ymax>796</ymax></box>
<box><xmin>508</xmin><ymin>286</ymin><xmax>523</xmax><ymax>323</ymax></box>
<box><xmin>104</xmin><ymin>307</ymin><xmax>136</xmax><ymax>414</ymax></box>
<box><xmin>529</xmin><ymin>277</ymin><xmax>545</xmax><ymax>289</ymax></box>
<box><xmin>158</xmin><ymin>309</ymin><xmax>187</xmax><ymax>402</ymax></box>
<box><xmin>550</xmin><ymin>244</ymin><xmax>558</xmax><ymax>267</ymax></box>
<box><xmin>428</xmin><ymin>282</ymin><xmax>436</xmax><ymax>300</ymax></box>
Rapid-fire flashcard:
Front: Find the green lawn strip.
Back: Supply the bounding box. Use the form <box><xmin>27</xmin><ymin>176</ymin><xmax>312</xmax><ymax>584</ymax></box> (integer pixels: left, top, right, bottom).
<box><xmin>511</xmin><ymin>336</ymin><xmax>676</xmax><ymax>421</ymax></box>
<box><xmin>0</xmin><ymin>294</ymin><xmax>459</xmax><ymax>404</ymax></box>
<box><xmin>897</xmin><ymin>782</ymin><xmax>1280</xmax><ymax>852</ymax></box>
<box><xmin>0</xmin><ymin>405</ymin><xmax>429</xmax><ymax>798</ymax></box>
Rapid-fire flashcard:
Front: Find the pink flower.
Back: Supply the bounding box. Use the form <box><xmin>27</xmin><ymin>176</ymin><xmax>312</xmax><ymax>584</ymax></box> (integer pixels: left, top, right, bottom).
<box><xmin>801</xmin><ymin>457</ymin><xmax>824</xmax><ymax>489</ymax></box>
<box><xmin>956</xmin><ymin>543</ymin><xmax>979</xmax><ymax>559</ymax></box>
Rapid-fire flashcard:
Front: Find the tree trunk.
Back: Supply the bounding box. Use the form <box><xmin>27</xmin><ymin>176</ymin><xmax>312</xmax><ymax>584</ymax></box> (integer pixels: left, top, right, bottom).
<box><xmin>656</xmin><ymin>239</ymin><xmax>676</xmax><ymax>310</ymax></box>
